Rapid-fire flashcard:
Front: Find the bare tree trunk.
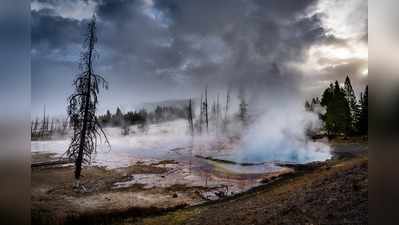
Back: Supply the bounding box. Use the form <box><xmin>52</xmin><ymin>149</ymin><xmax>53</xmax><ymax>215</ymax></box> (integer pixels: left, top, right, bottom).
<box><xmin>41</xmin><ymin>105</ymin><xmax>46</xmax><ymax>138</ymax></box>
<box><xmin>62</xmin><ymin>119</ymin><xmax>68</xmax><ymax>135</ymax></box>
<box><xmin>199</xmin><ymin>94</ymin><xmax>203</xmax><ymax>134</ymax></box>
<box><xmin>225</xmin><ymin>88</ymin><xmax>230</xmax><ymax>120</ymax></box>
<box><xmin>67</xmin><ymin>15</ymin><xmax>109</xmax><ymax>190</ymax></box>
<box><xmin>205</xmin><ymin>86</ymin><xmax>209</xmax><ymax>134</ymax></box>
<box><xmin>50</xmin><ymin>119</ymin><xmax>54</xmax><ymax>134</ymax></box>
<box><xmin>33</xmin><ymin>118</ymin><xmax>39</xmax><ymax>135</ymax></box>
<box><xmin>188</xmin><ymin>98</ymin><xmax>194</xmax><ymax>173</ymax></box>
<box><xmin>223</xmin><ymin>88</ymin><xmax>230</xmax><ymax>133</ymax></box>
<box><xmin>74</xmin><ymin>21</ymin><xmax>95</xmax><ymax>188</ymax></box>
<box><xmin>216</xmin><ymin>94</ymin><xmax>220</xmax><ymax>136</ymax></box>
<box><xmin>188</xmin><ymin>98</ymin><xmax>194</xmax><ymax>136</ymax></box>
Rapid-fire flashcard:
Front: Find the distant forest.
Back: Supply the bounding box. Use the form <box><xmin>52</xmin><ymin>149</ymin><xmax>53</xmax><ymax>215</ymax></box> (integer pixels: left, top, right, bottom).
<box><xmin>97</xmin><ymin>105</ymin><xmax>187</xmax><ymax>127</ymax></box>
<box><xmin>93</xmin><ymin>85</ymin><xmax>249</xmax><ymax>137</ymax></box>
<box><xmin>32</xmin><ymin>76</ymin><xmax>367</xmax><ymax>140</ymax></box>
<box><xmin>306</xmin><ymin>76</ymin><xmax>368</xmax><ymax>136</ymax></box>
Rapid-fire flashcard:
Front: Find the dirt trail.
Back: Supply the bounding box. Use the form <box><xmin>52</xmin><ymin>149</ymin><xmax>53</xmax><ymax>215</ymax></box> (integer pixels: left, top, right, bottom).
<box><xmin>122</xmin><ymin>155</ymin><xmax>368</xmax><ymax>225</ymax></box>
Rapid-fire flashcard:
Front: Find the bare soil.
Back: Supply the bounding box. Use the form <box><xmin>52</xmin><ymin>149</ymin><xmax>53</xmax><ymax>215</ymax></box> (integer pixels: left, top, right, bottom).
<box><xmin>31</xmin><ymin>154</ymin><xmax>191</xmax><ymax>225</ymax></box>
<box><xmin>124</xmin><ymin>156</ymin><xmax>367</xmax><ymax>225</ymax></box>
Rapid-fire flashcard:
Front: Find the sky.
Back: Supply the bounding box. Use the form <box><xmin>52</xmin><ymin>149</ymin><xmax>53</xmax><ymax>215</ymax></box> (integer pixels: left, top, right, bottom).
<box><xmin>31</xmin><ymin>0</ymin><xmax>368</xmax><ymax>118</ymax></box>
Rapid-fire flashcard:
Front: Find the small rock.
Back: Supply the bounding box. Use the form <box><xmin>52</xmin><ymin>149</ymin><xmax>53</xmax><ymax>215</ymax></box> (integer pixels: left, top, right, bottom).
<box><xmin>172</xmin><ymin>193</ymin><xmax>178</xmax><ymax>198</ymax></box>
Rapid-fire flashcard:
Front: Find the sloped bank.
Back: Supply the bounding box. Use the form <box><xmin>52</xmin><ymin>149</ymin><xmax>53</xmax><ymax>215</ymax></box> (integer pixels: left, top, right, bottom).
<box><xmin>125</xmin><ymin>155</ymin><xmax>367</xmax><ymax>225</ymax></box>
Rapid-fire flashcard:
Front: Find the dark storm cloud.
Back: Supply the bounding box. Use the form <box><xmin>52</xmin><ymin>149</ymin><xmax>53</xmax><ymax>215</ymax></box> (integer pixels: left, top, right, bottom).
<box><xmin>31</xmin><ymin>9</ymin><xmax>83</xmax><ymax>52</ymax></box>
<box><xmin>96</xmin><ymin>0</ymin><xmax>141</xmax><ymax>23</ymax></box>
<box><xmin>31</xmin><ymin>0</ymin><xmax>367</xmax><ymax>116</ymax></box>
<box><xmin>148</xmin><ymin>0</ymin><xmax>327</xmax><ymax>97</ymax></box>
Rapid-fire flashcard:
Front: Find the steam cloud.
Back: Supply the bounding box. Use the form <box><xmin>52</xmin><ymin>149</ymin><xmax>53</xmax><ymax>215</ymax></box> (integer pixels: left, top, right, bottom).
<box><xmin>32</xmin><ymin>0</ymin><xmax>368</xmax><ymax>163</ymax></box>
<box><xmin>237</xmin><ymin>102</ymin><xmax>331</xmax><ymax>164</ymax></box>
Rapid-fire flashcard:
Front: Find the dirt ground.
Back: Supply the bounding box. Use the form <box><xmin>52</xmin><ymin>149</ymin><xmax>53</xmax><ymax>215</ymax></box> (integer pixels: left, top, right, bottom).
<box><xmin>123</xmin><ymin>157</ymin><xmax>367</xmax><ymax>225</ymax></box>
<box><xmin>31</xmin><ymin>138</ymin><xmax>367</xmax><ymax>225</ymax></box>
<box><xmin>31</xmin><ymin>154</ymin><xmax>198</xmax><ymax>225</ymax></box>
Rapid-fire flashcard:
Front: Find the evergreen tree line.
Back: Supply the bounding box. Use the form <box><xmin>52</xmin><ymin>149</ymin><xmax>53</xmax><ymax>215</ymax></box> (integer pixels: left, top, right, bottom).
<box><xmin>98</xmin><ymin>105</ymin><xmax>188</xmax><ymax>127</ymax></box>
<box><xmin>306</xmin><ymin>76</ymin><xmax>368</xmax><ymax>136</ymax></box>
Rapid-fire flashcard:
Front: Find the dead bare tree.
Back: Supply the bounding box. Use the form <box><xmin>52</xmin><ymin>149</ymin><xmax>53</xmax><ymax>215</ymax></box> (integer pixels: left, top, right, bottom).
<box><xmin>61</xmin><ymin>118</ymin><xmax>68</xmax><ymax>135</ymax></box>
<box><xmin>238</xmin><ymin>88</ymin><xmax>248</xmax><ymax>126</ymax></box>
<box><xmin>239</xmin><ymin>96</ymin><xmax>248</xmax><ymax>126</ymax></box>
<box><xmin>204</xmin><ymin>86</ymin><xmax>209</xmax><ymax>134</ymax></box>
<box><xmin>199</xmin><ymin>94</ymin><xmax>203</xmax><ymax>134</ymax></box>
<box><xmin>187</xmin><ymin>98</ymin><xmax>194</xmax><ymax>136</ymax></box>
<box><xmin>216</xmin><ymin>93</ymin><xmax>220</xmax><ymax>135</ymax></box>
<box><xmin>50</xmin><ymin>119</ymin><xmax>54</xmax><ymax>135</ymax></box>
<box><xmin>33</xmin><ymin>118</ymin><xmax>39</xmax><ymax>133</ymax></box>
<box><xmin>185</xmin><ymin>98</ymin><xmax>195</xmax><ymax>173</ymax></box>
<box><xmin>222</xmin><ymin>88</ymin><xmax>230</xmax><ymax>133</ymax></box>
<box><xmin>66</xmin><ymin>15</ymin><xmax>110</xmax><ymax>189</ymax></box>
<box><xmin>225</xmin><ymin>88</ymin><xmax>230</xmax><ymax>120</ymax></box>
<box><xmin>41</xmin><ymin>104</ymin><xmax>46</xmax><ymax>138</ymax></box>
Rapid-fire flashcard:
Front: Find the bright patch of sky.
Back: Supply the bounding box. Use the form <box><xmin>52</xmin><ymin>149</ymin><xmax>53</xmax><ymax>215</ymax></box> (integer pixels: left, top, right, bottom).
<box><xmin>297</xmin><ymin>0</ymin><xmax>368</xmax><ymax>78</ymax></box>
<box><xmin>31</xmin><ymin>0</ymin><xmax>97</xmax><ymax>21</ymax></box>
<box><xmin>141</xmin><ymin>0</ymin><xmax>171</xmax><ymax>28</ymax></box>
<box><xmin>306</xmin><ymin>41</ymin><xmax>367</xmax><ymax>70</ymax></box>
<box><xmin>314</xmin><ymin>0</ymin><xmax>367</xmax><ymax>40</ymax></box>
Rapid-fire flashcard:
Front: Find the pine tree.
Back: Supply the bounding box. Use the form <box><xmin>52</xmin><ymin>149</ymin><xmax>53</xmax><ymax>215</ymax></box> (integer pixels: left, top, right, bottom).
<box><xmin>66</xmin><ymin>15</ymin><xmax>110</xmax><ymax>189</ymax></box>
<box><xmin>358</xmin><ymin>85</ymin><xmax>368</xmax><ymax>135</ymax></box>
<box><xmin>154</xmin><ymin>106</ymin><xmax>162</xmax><ymax>123</ymax></box>
<box><xmin>334</xmin><ymin>81</ymin><xmax>351</xmax><ymax>134</ymax></box>
<box><xmin>114</xmin><ymin>107</ymin><xmax>124</xmax><ymax>125</ymax></box>
<box><xmin>305</xmin><ymin>100</ymin><xmax>311</xmax><ymax>111</ymax></box>
<box><xmin>321</xmin><ymin>81</ymin><xmax>351</xmax><ymax>135</ymax></box>
<box><xmin>344</xmin><ymin>75</ymin><xmax>360</xmax><ymax>133</ymax></box>
<box><xmin>106</xmin><ymin>110</ymin><xmax>111</xmax><ymax>123</ymax></box>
